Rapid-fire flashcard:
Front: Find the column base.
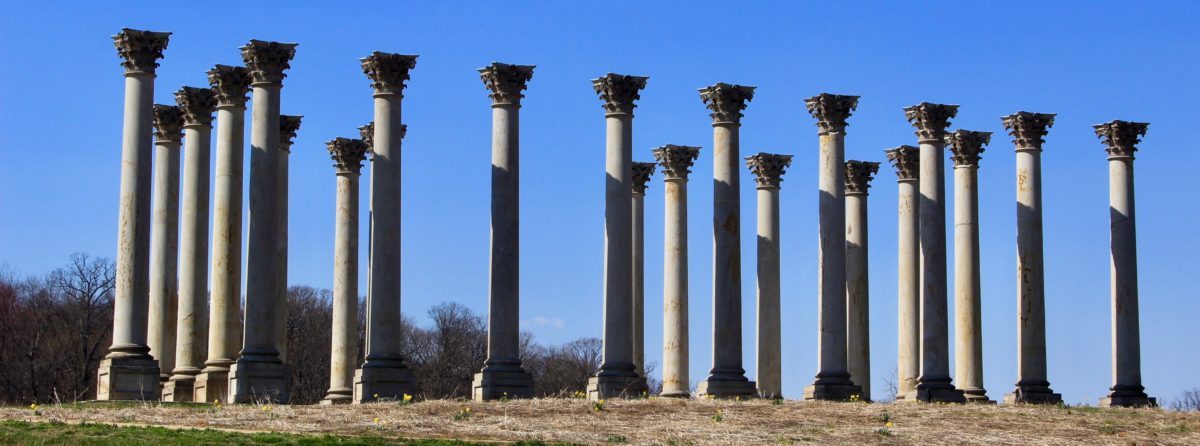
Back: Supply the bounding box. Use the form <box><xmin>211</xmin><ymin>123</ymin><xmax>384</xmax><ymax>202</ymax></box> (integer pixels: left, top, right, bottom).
<box><xmin>1004</xmin><ymin>384</ymin><xmax>1062</xmax><ymax>405</ymax></box>
<box><xmin>697</xmin><ymin>378</ymin><xmax>757</xmax><ymax>399</ymax></box>
<box><xmin>587</xmin><ymin>375</ymin><xmax>648</xmax><ymax>400</ymax></box>
<box><xmin>320</xmin><ymin>390</ymin><xmax>353</xmax><ymax>405</ymax></box>
<box><xmin>472</xmin><ymin>369</ymin><xmax>534</xmax><ymax>401</ymax></box>
<box><xmin>803</xmin><ymin>381</ymin><xmax>863</xmax><ymax>401</ymax></box>
<box><xmin>1099</xmin><ymin>386</ymin><xmax>1155</xmax><ymax>408</ymax></box>
<box><xmin>193</xmin><ymin>368</ymin><xmax>229</xmax><ymax>403</ymax></box>
<box><xmin>962</xmin><ymin>388</ymin><xmax>995</xmax><ymax>404</ymax></box>
<box><xmin>162</xmin><ymin>377</ymin><xmax>196</xmax><ymax>402</ymax></box>
<box><xmin>228</xmin><ymin>361</ymin><xmax>292</xmax><ymax>404</ymax></box>
<box><xmin>659</xmin><ymin>389</ymin><xmax>692</xmax><ymax>398</ymax></box>
<box><xmin>97</xmin><ymin>357</ymin><xmax>161</xmax><ymax>401</ymax></box>
<box><xmin>353</xmin><ymin>366</ymin><xmax>415</xmax><ymax>403</ymax></box>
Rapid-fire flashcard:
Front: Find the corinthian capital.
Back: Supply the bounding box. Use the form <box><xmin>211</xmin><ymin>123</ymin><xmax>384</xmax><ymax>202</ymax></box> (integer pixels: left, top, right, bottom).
<box><xmin>207</xmin><ymin>65</ymin><xmax>251</xmax><ymax>107</ymax></box>
<box><xmin>152</xmin><ymin>104</ymin><xmax>184</xmax><ymax>143</ymax></box>
<box><xmin>845</xmin><ymin>160</ymin><xmax>881</xmax><ymax>195</ymax></box>
<box><xmin>112</xmin><ymin>28</ymin><xmax>170</xmax><ymax>75</ymax></box>
<box><xmin>359</xmin><ymin>122</ymin><xmax>374</xmax><ymax>152</ymax></box>
<box><xmin>593</xmin><ymin>73</ymin><xmax>649</xmax><ymax>116</ymax></box>
<box><xmin>1001</xmin><ymin>111</ymin><xmax>1055</xmax><ymax>149</ymax></box>
<box><xmin>745</xmin><ymin>153</ymin><xmax>793</xmax><ymax>188</ymax></box>
<box><xmin>885</xmin><ymin>145</ymin><xmax>919</xmax><ymax>181</ymax></box>
<box><xmin>327</xmin><ymin>137</ymin><xmax>369</xmax><ymax>174</ymax></box>
<box><xmin>240</xmin><ymin>40</ymin><xmax>297</xmax><ymax>85</ymax></box>
<box><xmin>904</xmin><ymin>102</ymin><xmax>958</xmax><ymax>142</ymax></box>
<box><xmin>362</xmin><ymin>52</ymin><xmax>418</xmax><ymax>96</ymax></box>
<box><xmin>280</xmin><ymin>115</ymin><xmax>302</xmax><ymax>152</ymax></box>
<box><xmin>632</xmin><ymin>162</ymin><xmax>657</xmax><ymax>194</ymax></box>
<box><xmin>1094</xmin><ymin>120</ymin><xmax>1148</xmax><ymax>159</ymax></box>
<box><xmin>479</xmin><ymin>62</ymin><xmax>535</xmax><ymax>106</ymax></box>
<box><xmin>174</xmin><ymin>87</ymin><xmax>216</xmax><ymax>127</ymax></box>
<box><xmin>700</xmin><ymin>83</ymin><xmax>756</xmax><ymax>125</ymax></box>
<box><xmin>804</xmin><ymin>93</ymin><xmax>859</xmax><ymax>134</ymax></box>
<box><xmin>945</xmin><ymin>130</ymin><xmax>991</xmax><ymax>167</ymax></box>
<box><xmin>652</xmin><ymin>145</ymin><xmax>701</xmax><ymax>180</ymax></box>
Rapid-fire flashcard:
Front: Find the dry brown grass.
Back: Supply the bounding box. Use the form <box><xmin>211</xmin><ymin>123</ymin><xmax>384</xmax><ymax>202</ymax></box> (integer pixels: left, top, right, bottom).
<box><xmin>4</xmin><ymin>398</ymin><xmax>1199</xmax><ymax>445</ymax></box>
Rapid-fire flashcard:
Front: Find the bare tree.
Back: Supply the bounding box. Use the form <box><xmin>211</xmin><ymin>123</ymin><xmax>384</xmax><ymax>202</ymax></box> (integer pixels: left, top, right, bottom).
<box><xmin>47</xmin><ymin>253</ymin><xmax>115</xmax><ymax>401</ymax></box>
<box><xmin>1170</xmin><ymin>388</ymin><xmax>1200</xmax><ymax>412</ymax></box>
<box><xmin>880</xmin><ymin>364</ymin><xmax>899</xmax><ymax>403</ymax></box>
<box><xmin>285</xmin><ymin>286</ymin><xmax>334</xmax><ymax>404</ymax></box>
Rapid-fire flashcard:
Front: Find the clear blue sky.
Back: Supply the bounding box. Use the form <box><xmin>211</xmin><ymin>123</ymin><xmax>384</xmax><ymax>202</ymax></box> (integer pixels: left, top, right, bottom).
<box><xmin>1</xmin><ymin>1</ymin><xmax>1197</xmax><ymax>404</ymax></box>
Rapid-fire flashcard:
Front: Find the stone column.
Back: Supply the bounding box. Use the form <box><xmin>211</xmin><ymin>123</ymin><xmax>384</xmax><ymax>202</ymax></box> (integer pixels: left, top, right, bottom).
<box><xmin>905</xmin><ymin>102</ymin><xmax>966</xmax><ymax>403</ymax></box>
<box><xmin>356</xmin><ymin>52</ymin><xmax>419</xmax><ymax>403</ymax></box>
<box><xmin>164</xmin><ymin>87</ymin><xmax>216</xmax><ymax>402</ymax></box>
<box><xmin>947</xmin><ymin>130</ymin><xmax>993</xmax><ymax>404</ymax></box>
<box><xmin>845</xmin><ymin>160</ymin><xmax>879</xmax><ymax>401</ymax></box>
<box><xmin>696</xmin><ymin>83</ymin><xmax>757</xmax><ymax>399</ymax></box>
<box><xmin>587</xmin><ymin>73</ymin><xmax>650</xmax><ymax>400</ymax></box>
<box><xmin>1000</xmin><ymin>111</ymin><xmax>1062</xmax><ymax>405</ymax></box>
<box><xmin>229</xmin><ymin>40</ymin><xmax>297</xmax><ymax>404</ymax></box>
<box><xmin>803</xmin><ymin>93</ymin><xmax>861</xmax><ymax>401</ymax></box>
<box><xmin>147</xmin><ymin>104</ymin><xmax>183</xmax><ymax>388</ymax></box>
<box><xmin>194</xmin><ymin>65</ymin><xmax>250</xmax><ymax>403</ymax></box>
<box><xmin>473</xmin><ymin>62</ymin><xmax>536</xmax><ymax>401</ymax></box>
<box><xmin>322</xmin><ymin>137</ymin><xmax>369</xmax><ymax>405</ymax></box>
<box><xmin>746</xmin><ymin>153</ymin><xmax>793</xmax><ymax>400</ymax></box>
<box><xmin>631</xmin><ymin>162</ymin><xmax>656</xmax><ymax>379</ymax></box>
<box><xmin>99</xmin><ymin>28</ymin><xmax>169</xmax><ymax>401</ymax></box>
<box><xmin>359</xmin><ymin>122</ymin><xmax>375</xmax><ymax>358</ymax></box>
<box><xmin>1095</xmin><ymin>120</ymin><xmax>1155</xmax><ymax>407</ymax></box>
<box><xmin>653</xmin><ymin>145</ymin><xmax>700</xmax><ymax>398</ymax></box>
<box><xmin>275</xmin><ymin>115</ymin><xmax>302</xmax><ymax>363</ymax></box>
<box><xmin>884</xmin><ymin>146</ymin><xmax>919</xmax><ymax>401</ymax></box>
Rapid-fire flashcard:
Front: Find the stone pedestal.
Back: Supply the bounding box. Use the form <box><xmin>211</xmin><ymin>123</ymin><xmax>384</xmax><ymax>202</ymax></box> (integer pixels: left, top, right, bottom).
<box><xmin>803</xmin><ymin>93</ymin><xmax>861</xmax><ymax>401</ymax></box>
<box><xmin>746</xmin><ymin>153</ymin><xmax>792</xmax><ymax>400</ymax></box>
<box><xmin>653</xmin><ymin>145</ymin><xmax>700</xmax><ymax>398</ymax></box>
<box><xmin>845</xmin><ymin>161</ymin><xmax>879</xmax><ymax>402</ymax></box>
<box><xmin>905</xmin><ymin>102</ymin><xmax>965</xmax><ymax>404</ymax></box>
<box><xmin>323</xmin><ymin>138</ymin><xmax>368</xmax><ymax>405</ymax></box>
<box><xmin>100</xmin><ymin>28</ymin><xmax>170</xmax><ymax>400</ymax></box>
<box><xmin>1001</xmin><ymin>112</ymin><xmax>1061</xmax><ymax>405</ymax></box>
<box><xmin>885</xmin><ymin>146</ymin><xmax>920</xmax><ymax>401</ymax></box>
<box><xmin>148</xmin><ymin>104</ymin><xmax>183</xmax><ymax>386</ymax></box>
<box><xmin>588</xmin><ymin>73</ymin><xmax>650</xmax><ymax>400</ymax></box>
<box><xmin>356</xmin><ymin>52</ymin><xmax>419</xmax><ymax>403</ymax></box>
<box><xmin>947</xmin><ymin>130</ymin><xmax>994</xmax><ymax>404</ymax></box>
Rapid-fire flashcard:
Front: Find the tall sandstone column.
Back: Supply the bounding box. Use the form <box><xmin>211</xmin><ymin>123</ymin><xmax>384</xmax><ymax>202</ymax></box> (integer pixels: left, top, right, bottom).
<box><xmin>697</xmin><ymin>83</ymin><xmax>757</xmax><ymax>398</ymax></box>
<box><xmin>474</xmin><ymin>62</ymin><xmax>536</xmax><ymax>401</ymax></box>
<box><xmin>356</xmin><ymin>52</ymin><xmax>419</xmax><ymax>403</ymax></box>
<box><xmin>164</xmin><ymin>87</ymin><xmax>216</xmax><ymax>402</ymax></box>
<box><xmin>229</xmin><ymin>40</ymin><xmax>297</xmax><ymax>404</ymax></box>
<box><xmin>885</xmin><ymin>146</ymin><xmax>920</xmax><ymax>400</ymax></box>
<box><xmin>1001</xmin><ymin>111</ymin><xmax>1061</xmax><ymax>405</ymax></box>
<box><xmin>803</xmin><ymin>93</ymin><xmax>861</xmax><ymax>400</ymax></box>
<box><xmin>631</xmin><ymin>162</ymin><xmax>657</xmax><ymax>379</ymax></box>
<box><xmin>194</xmin><ymin>65</ymin><xmax>250</xmax><ymax>403</ymax></box>
<box><xmin>99</xmin><ymin>28</ymin><xmax>169</xmax><ymax>401</ymax></box>
<box><xmin>588</xmin><ymin>73</ymin><xmax>650</xmax><ymax>400</ymax></box>
<box><xmin>147</xmin><ymin>104</ymin><xmax>183</xmax><ymax>388</ymax></box>
<box><xmin>653</xmin><ymin>144</ymin><xmax>701</xmax><ymax>398</ymax></box>
<box><xmin>275</xmin><ymin>115</ymin><xmax>302</xmax><ymax>363</ymax></box>
<box><xmin>1095</xmin><ymin>120</ymin><xmax>1155</xmax><ymax>408</ymax></box>
<box><xmin>746</xmin><ymin>153</ymin><xmax>793</xmax><ymax>400</ymax></box>
<box><xmin>323</xmin><ymin>137</ymin><xmax>369</xmax><ymax>405</ymax></box>
<box><xmin>947</xmin><ymin>130</ymin><xmax>993</xmax><ymax>404</ymax></box>
<box><xmin>845</xmin><ymin>160</ymin><xmax>879</xmax><ymax>401</ymax></box>
<box><xmin>905</xmin><ymin>102</ymin><xmax>966</xmax><ymax>403</ymax></box>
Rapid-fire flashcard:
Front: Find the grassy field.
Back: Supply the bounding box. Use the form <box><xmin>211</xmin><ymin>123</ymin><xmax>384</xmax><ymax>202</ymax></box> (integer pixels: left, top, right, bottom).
<box><xmin>2</xmin><ymin>399</ymin><xmax>1198</xmax><ymax>445</ymax></box>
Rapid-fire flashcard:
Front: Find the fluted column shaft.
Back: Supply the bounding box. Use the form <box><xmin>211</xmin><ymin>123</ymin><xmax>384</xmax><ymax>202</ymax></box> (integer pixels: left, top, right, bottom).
<box><xmin>661</xmin><ymin>175</ymin><xmax>690</xmax><ymax>397</ymax></box>
<box><xmin>755</xmin><ymin>183</ymin><xmax>781</xmax><ymax>399</ymax></box>
<box><xmin>167</xmin><ymin>118</ymin><xmax>211</xmax><ymax>399</ymax></box>
<box><xmin>148</xmin><ymin>131</ymin><xmax>181</xmax><ymax>382</ymax></box>
<box><xmin>896</xmin><ymin>178</ymin><xmax>919</xmax><ymax>399</ymax></box>
<box><xmin>846</xmin><ymin>188</ymin><xmax>870</xmax><ymax>401</ymax></box>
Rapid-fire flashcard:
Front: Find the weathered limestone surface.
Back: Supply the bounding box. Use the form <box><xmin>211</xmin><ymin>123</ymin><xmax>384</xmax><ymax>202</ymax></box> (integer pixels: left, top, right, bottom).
<box><xmin>473</xmin><ymin>62</ymin><xmax>536</xmax><ymax>401</ymax></box>
<box><xmin>356</xmin><ymin>52</ymin><xmax>418</xmax><ymax>403</ymax></box>
<box><xmin>947</xmin><ymin>130</ymin><xmax>994</xmax><ymax>404</ymax></box>
<box><xmin>696</xmin><ymin>83</ymin><xmax>757</xmax><ymax>399</ymax></box>
<box><xmin>588</xmin><ymin>73</ymin><xmax>650</xmax><ymax>400</ymax></box>
<box><xmin>164</xmin><ymin>87</ymin><xmax>216</xmax><ymax>402</ymax></box>
<box><xmin>746</xmin><ymin>153</ymin><xmax>793</xmax><ymax>400</ymax></box>
<box><xmin>906</xmin><ymin>102</ymin><xmax>965</xmax><ymax>404</ymax></box>
<box><xmin>845</xmin><ymin>160</ymin><xmax>879</xmax><ymax>401</ymax></box>
<box><xmin>885</xmin><ymin>146</ymin><xmax>920</xmax><ymax>401</ymax></box>
<box><xmin>1001</xmin><ymin>112</ymin><xmax>1061</xmax><ymax>405</ymax></box>
<box><xmin>147</xmin><ymin>104</ymin><xmax>183</xmax><ymax>389</ymax></box>
<box><xmin>229</xmin><ymin>40</ymin><xmax>297</xmax><ymax>404</ymax></box>
<box><xmin>1095</xmin><ymin>120</ymin><xmax>1155</xmax><ymax>408</ymax></box>
<box><xmin>631</xmin><ymin>162</ymin><xmax>656</xmax><ymax>380</ymax></box>
<box><xmin>653</xmin><ymin>145</ymin><xmax>700</xmax><ymax>398</ymax></box>
<box><xmin>803</xmin><ymin>93</ymin><xmax>861</xmax><ymax>401</ymax></box>
<box><xmin>275</xmin><ymin>115</ymin><xmax>302</xmax><ymax>363</ymax></box>
<box><xmin>194</xmin><ymin>65</ymin><xmax>250</xmax><ymax>403</ymax></box>
<box><xmin>99</xmin><ymin>28</ymin><xmax>169</xmax><ymax>401</ymax></box>
<box><xmin>323</xmin><ymin>138</ymin><xmax>369</xmax><ymax>405</ymax></box>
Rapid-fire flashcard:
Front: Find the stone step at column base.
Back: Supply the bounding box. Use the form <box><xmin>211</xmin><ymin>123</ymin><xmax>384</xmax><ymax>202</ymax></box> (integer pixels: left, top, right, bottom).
<box><xmin>97</xmin><ymin>357</ymin><xmax>161</xmax><ymax>401</ymax></box>
<box><xmin>353</xmin><ymin>366</ymin><xmax>415</xmax><ymax>403</ymax></box>
<box><xmin>697</xmin><ymin>379</ymin><xmax>758</xmax><ymax>399</ymax></box>
<box><xmin>961</xmin><ymin>387</ymin><xmax>994</xmax><ymax>404</ymax></box>
<box><xmin>587</xmin><ymin>375</ymin><xmax>649</xmax><ymax>400</ymax></box>
<box><xmin>320</xmin><ymin>390</ymin><xmax>353</xmax><ymax>405</ymax></box>
<box><xmin>229</xmin><ymin>361</ymin><xmax>291</xmax><ymax>404</ymax></box>
<box><xmin>192</xmin><ymin>369</ymin><xmax>229</xmax><ymax>403</ymax></box>
<box><xmin>161</xmin><ymin>378</ymin><xmax>196</xmax><ymax>402</ymax></box>
<box><xmin>1099</xmin><ymin>394</ymin><xmax>1156</xmax><ymax>408</ymax></box>
<box><xmin>803</xmin><ymin>382</ymin><xmax>863</xmax><ymax>401</ymax></box>
<box><xmin>1003</xmin><ymin>388</ymin><xmax>1062</xmax><ymax>405</ymax></box>
<box><xmin>915</xmin><ymin>385</ymin><xmax>967</xmax><ymax>404</ymax></box>
<box><xmin>472</xmin><ymin>370</ymin><xmax>534</xmax><ymax>401</ymax></box>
